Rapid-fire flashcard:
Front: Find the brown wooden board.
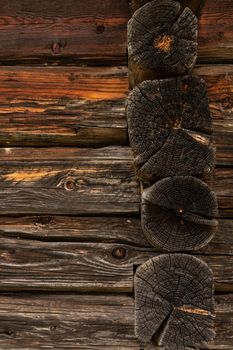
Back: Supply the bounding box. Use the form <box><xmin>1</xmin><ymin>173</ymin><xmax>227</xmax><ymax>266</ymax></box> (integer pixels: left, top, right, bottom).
<box><xmin>0</xmin><ymin>293</ymin><xmax>231</xmax><ymax>349</ymax></box>
<box><xmin>0</xmin><ymin>0</ymin><xmax>232</xmax><ymax>64</ymax></box>
<box><xmin>0</xmin><ymin>65</ymin><xmax>232</xmax><ymax>162</ymax></box>
<box><xmin>0</xmin><ymin>147</ymin><xmax>231</xmax><ymax>217</ymax></box>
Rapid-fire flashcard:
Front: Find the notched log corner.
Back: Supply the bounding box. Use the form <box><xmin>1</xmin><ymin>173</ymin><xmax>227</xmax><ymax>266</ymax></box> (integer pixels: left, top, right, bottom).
<box><xmin>135</xmin><ymin>254</ymin><xmax>215</xmax><ymax>348</ymax></box>
<box><xmin>126</xmin><ymin>75</ymin><xmax>215</xmax><ymax>181</ymax></box>
<box><xmin>128</xmin><ymin>0</ymin><xmax>198</xmax><ymax>87</ymax></box>
<box><xmin>141</xmin><ymin>176</ymin><xmax>218</xmax><ymax>251</ymax></box>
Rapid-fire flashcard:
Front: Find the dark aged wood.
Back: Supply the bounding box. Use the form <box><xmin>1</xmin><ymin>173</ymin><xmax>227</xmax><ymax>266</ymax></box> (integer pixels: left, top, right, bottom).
<box><xmin>126</xmin><ymin>76</ymin><xmax>215</xmax><ymax>180</ymax></box>
<box><xmin>0</xmin><ymin>216</ymin><xmax>232</xmax><ymax>255</ymax></box>
<box><xmin>0</xmin><ymin>65</ymin><xmax>231</xmax><ymax>156</ymax></box>
<box><xmin>129</xmin><ymin>0</ymin><xmax>206</xmax><ymax>16</ymax></box>
<box><xmin>0</xmin><ymin>238</ymin><xmax>232</xmax><ymax>292</ymax></box>
<box><xmin>135</xmin><ymin>255</ymin><xmax>215</xmax><ymax>347</ymax></box>
<box><xmin>0</xmin><ymin>147</ymin><xmax>231</xmax><ymax>216</ymax></box>
<box><xmin>0</xmin><ymin>293</ymin><xmax>231</xmax><ymax>349</ymax></box>
<box><xmin>141</xmin><ymin>177</ymin><xmax>218</xmax><ymax>251</ymax></box>
<box><xmin>128</xmin><ymin>0</ymin><xmax>198</xmax><ymax>87</ymax></box>
<box><xmin>0</xmin><ymin>0</ymin><xmax>130</xmax><ymax>64</ymax></box>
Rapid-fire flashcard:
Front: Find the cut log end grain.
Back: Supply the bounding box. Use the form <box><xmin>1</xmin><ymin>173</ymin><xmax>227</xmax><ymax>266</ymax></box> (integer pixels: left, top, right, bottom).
<box><xmin>135</xmin><ymin>254</ymin><xmax>215</xmax><ymax>348</ymax></box>
<box><xmin>129</xmin><ymin>0</ymin><xmax>206</xmax><ymax>17</ymax></box>
<box><xmin>128</xmin><ymin>0</ymin><xmax>198</xmax><ymax>86</ymax></box>
<box><xmin>141</xmin><ymin>176</ymin><xmax>218</xmax><ymax>251</ymax></box>
<box><xmin>126</xmin><ymin>76</ymin><xmax>215</xmax><ymax>181</ymax></box>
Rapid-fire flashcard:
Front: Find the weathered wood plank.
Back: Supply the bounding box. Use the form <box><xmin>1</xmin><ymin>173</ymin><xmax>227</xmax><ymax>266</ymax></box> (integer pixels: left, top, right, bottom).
<box><xmin>0</xmin><ymin>147</ymin><xmax>231</xmax><ymax>216</ymax></box>
<box><xmin>0</xmin><ymin>65</ymin><xmax>232</xmax><ymax>165</ymax></box>
<box><xmin>0</xmin><ymin>0</ymin><xmax>130</xmax><ymax>64</ymax></box>
<box><xmin>0</xmin><ymin>238</ymin><xmax>232</xmax><ymax>291</ymax></box>
<box><xmin>0</xmin><ymin>0</ymin><xmax>231</xmax><ymax>63</ymax></box>
<box><xmin>0</xmin><ymin>216</ymin><xmax>232</xmax><ymax>255</ymax></box>
<box><xmin>0</xmin><ymin>293</ymin><xmax>231</xmax><ymax>349</ymax></box>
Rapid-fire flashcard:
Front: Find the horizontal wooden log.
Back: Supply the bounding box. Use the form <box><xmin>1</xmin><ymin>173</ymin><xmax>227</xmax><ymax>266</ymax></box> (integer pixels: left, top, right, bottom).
<box><xmin>0</xmin><ymin>238</ymin><xmax>232</xmax><ymax>292</ymax></box>
<box><xmin>0</xmin><ymin>147</ymin><xmax>231</xmax><ymax>216</ymax></box>
<box><xmin>0</xmin><ymin>66</ymin><xmax>128</xmax><ymax>147</ymax></box>
<box><xmin>0</xmin><ymin>0</ymin><xmax>130</xmax><ymax>64</ymax></box>
<box><xmin>0</xmin><ymin>65</ymin><xmax>232</xmax><ymax>165</ymax></box>
<box><xmin>0</xmin><ymin>293</ymin><xmax>231</xmax><ymax>349</ymax></box>
<box><xmin>0</xmin><ymin>0</ymin><xmax>231</xmax><ymax>63</ymax></box>
<box><xmin>0</xmin><ymin>216</ymin><xmax>232</xmax><ymax>255</ymax></box>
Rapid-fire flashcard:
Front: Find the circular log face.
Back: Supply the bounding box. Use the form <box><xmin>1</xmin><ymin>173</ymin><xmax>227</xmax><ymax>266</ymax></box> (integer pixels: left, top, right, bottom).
<box><xmin>128</xmin><ymin>0</ymin><xmax>198</xmax><ymax>83</ymax></box>
<box><xmin>141</xmin><ymin>176</ymin><xmax>218</xmax><ymax>251</ymax></box>
<box><xmin>135</xmin><ymin>254</ymin><xmax>215</xmax><ymax>347</ymax></box>
<box><xmin>126</xmin><ymin>76</ymin><xmax>215</xmax><ymax>181</ymax></box>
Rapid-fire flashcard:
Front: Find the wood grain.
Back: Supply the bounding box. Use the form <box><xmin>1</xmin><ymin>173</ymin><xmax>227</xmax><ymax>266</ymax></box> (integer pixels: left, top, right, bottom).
<box><xmin>0</xmin><ymin>65</ymin><xmax>231</xmax><ymax>164</ymax></box>
<box><xmin>0</xmin><ymin>293</ymin><xmax>231</xmax><ymax>349</ymax></box>
<box><xmin>0</xmin><ymin>237</ymin><xmax>232</xmax><ymax>292</ymax></box>
<box><xmin>0</xmin><ymin>147</ymin><xmax>231</xmax><ymax>216</ymax></box>
<box><xmin>0</xmin><ymin>0</ymin><xmax>231</xmax><ymax>63</ymax></box>
<box><xmin>198</xmin><ymin>0</ymin><xmax>233</xmax><ymax>63</ymax></box>
<box><xmin>0</xmin><ymin>216</ymin><xmax>232</xmax><ymax>255</ymax></box>
<box><xmin>0</xmin><ymin>0</ymin><xmax>130</xmax><ymax>64</ymax></box>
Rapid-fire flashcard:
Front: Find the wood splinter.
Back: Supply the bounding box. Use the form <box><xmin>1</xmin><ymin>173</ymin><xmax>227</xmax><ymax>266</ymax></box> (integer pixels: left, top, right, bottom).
<box><xmin>128</xmin><ymin>0</ymin><xmax>198</xmax><ymax>87</ymax></box>
<box><xmin>126</xmin><ymin>75</ymin><xmax>215</xmax><ymax>181</ymax></box>
<box><xmin>141</xmin><ymin>176</ymin><xmax>218</xmax><ymax>251</ymax></box>
<box><xmin>135</xmin><ymin>254</ymin><xmax>215</xmax><ymax>348</ymax></box>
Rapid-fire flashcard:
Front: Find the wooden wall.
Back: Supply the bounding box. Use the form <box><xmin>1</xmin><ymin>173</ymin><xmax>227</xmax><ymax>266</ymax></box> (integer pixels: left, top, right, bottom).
<box><xmin>0</xmin><ymin>0</ymin><xmax>232</xmax><ymax>348</ymax></box>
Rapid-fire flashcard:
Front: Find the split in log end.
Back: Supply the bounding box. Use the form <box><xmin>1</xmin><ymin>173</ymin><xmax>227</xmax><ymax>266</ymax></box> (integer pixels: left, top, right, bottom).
<box><xmin>141</xmin><ymin>176</ymin><xmax>218</xmax><ymax>251</ymax></box>
<box><xmin>135</xmin><ymin>254</ymin><xmax>215</xmax><ymax>348</ymax></box>
<box><xmin>128</xmin><ymin>0</ymin><xmax>198</xmax><ymax>87</ymax></box>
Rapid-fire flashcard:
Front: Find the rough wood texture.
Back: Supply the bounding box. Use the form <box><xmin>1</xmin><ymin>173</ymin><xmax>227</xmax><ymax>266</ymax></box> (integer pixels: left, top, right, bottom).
<box><xmin>0</xmin><ymin>65</ymin><xmax>231</xmax><ymax>157</ymax></box>
<box><xmin>0</xmin><ymin>147</ymin><xmax>139</xmax><ymax>216</ymax></box>
<box><xmin>0</xmin><ymin>216</ymin><xmax>232</xmax><ymax>255</ymax></box>
<box><xmin>141</xmin><ymin>177</ymin><xmax>218</xmax><ymax>251</ymax></box>
<box><xmin>0</xmin><ymin>147</ymin><xmax>231</xmax><ymax>216</ymax></box>
<box><xmin>128</xmin><ymin>0</ymin><xmax>198</xmax><ymax>86</ymax></box>
<box><xmin>0</xmin><ymin>0</ymin><xmax>130</xmax><ymax>64</ymax></box>
<box><xmin>0</xmin><ymin>293</ymin><xmax>231</xmax><ymax>349</ymax></box>
<box><xmin>0</xmin><ymin>237</ymin><xmax>232</xmax><ymax>292</ymax></box>
<box><xmin>135</xmin><ymin>254</ymin><xmax>215</xmax><ymax>347</ymax></box>
<box><xmin>129</xmin><ymin>0</ymin><xmax>206</xmax><ymax>16</ymax></box>
<box><xmin>126</xmin><ymin>76</ymin><xmax>215</xmax><ymax>180</ymax></box>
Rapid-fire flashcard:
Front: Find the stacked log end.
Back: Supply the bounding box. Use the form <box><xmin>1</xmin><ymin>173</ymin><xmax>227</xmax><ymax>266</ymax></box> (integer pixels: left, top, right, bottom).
<box><xmin>126</xmin><ymin>0</ymin><xmax>218</xmax><ymax>348</ymax></box>
<box><xmin>141</xmin><ymin>176</ymin><xmax>218</xmax><ymax>251</ymax></box>
<box><xmin>135</xmin><ymin>254</ymin><xmax>215</xmax><ymax>348</ymax></box>
<box><xmin>129</xmin><ymin>0</ymin><xmax>206</xmax><ymax>16</ymax></box>
<box><xmin>128</xmin><ymin>0</ymin><xmax>198</xmax><ymax>87</ymax></box>
<box><xmin>126</xmin><ymin>76</ymin><xmax>215</xmax><ymax>181</ymax></box>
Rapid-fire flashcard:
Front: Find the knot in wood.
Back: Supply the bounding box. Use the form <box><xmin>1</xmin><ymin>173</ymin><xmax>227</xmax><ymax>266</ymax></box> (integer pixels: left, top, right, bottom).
<box><xmin>51</xmin><ymin>42</ymin><xmax>61</xmax><ymax>55</ymax></box>
<box><xmin>112</xmin><ymin>246</ymin><xmax>127</xmax><ymax>259</ymax></box>
<box><xmin>64</xmin><ymin>178</ymin><xmax>76</xmax><ymax>191</ymax></box>
<box><xmin>154</xmin><ymin>35</ymin><xmax>173</xmax><ymax>53</ymax></box>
